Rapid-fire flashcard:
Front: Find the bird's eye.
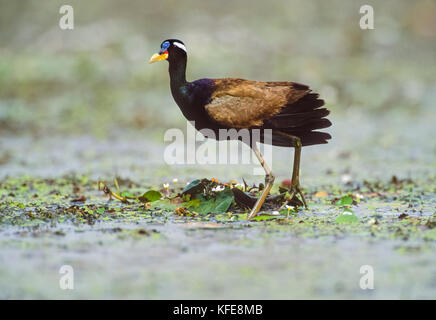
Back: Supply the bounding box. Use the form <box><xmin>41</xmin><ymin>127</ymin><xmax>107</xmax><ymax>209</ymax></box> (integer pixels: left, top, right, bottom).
<box><xmin>161</xmin><ymin>41</ymin><xmax>170</xmax><ymax>51</ymax></box>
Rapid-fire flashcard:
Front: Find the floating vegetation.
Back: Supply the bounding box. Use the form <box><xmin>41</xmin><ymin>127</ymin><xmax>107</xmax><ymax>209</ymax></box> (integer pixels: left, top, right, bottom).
<box><xmin>0</xmin><ymin>175</ymin><xmax>433</xmax><ymax>243</ymax></box>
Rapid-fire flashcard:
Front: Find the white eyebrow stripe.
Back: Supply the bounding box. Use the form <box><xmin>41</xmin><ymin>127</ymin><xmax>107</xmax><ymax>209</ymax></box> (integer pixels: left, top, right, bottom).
<box><xmin>173</xmin><ymin>42</ymin><xmax>187</xmax><ymax>52</ymax></box>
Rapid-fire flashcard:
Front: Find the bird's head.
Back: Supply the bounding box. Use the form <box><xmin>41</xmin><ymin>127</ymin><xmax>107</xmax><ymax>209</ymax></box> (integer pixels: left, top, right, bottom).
<box><xmin>149</xmin><ymin>39</ymin><xmax>187</xmax><ymax>64</ymax></box>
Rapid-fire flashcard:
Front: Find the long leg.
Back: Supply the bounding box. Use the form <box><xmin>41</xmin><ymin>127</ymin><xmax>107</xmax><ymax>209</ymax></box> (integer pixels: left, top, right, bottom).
<box><xmin>247</xmin><ymin>144</ymin><xmax>275</xmax><ymax>219</ymax></box>
<box><xmin>276</xmin><ymin>131</ymin><xmax>308</xmax><ymax>208</ymax></box>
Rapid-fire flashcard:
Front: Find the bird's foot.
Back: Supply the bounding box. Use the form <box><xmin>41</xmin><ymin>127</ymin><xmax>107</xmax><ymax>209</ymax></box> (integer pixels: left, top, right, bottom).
<box><xmin>280</xmin><ymin>181</ymin><xmax>308</xmax><ymax>210</ymax></box>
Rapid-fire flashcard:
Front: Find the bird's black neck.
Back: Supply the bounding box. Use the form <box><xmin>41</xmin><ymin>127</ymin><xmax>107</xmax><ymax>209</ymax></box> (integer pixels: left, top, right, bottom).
<box><xmin>168</xmin><ymin>55</ymin><xmax>191</xmax><ymax>114</ymax></box>
<box><xmin>169</xmin><ymin>56</ymin><xmax>187</xmax><ymax>89</ymax></box>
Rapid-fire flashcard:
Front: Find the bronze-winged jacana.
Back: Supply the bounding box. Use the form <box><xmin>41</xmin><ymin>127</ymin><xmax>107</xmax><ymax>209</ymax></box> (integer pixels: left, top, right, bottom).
<box><xmin>149</xmin><ymin>39</ymin><xmax>331</xmax><ymax>219</ymax></box>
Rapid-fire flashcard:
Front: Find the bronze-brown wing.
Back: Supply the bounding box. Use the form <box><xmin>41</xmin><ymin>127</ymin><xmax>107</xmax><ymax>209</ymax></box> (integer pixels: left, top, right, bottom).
<box><xmin>204</xmin><ymin>79</ymin><xmax>310</xmax><ymax>128</ymax></box>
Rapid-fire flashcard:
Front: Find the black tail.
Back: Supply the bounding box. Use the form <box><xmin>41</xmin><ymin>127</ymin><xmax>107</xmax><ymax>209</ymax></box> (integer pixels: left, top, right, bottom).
<box><xmin>265</xmin><ymin>93</ymin><xmax>332</xmax><ymax>146</ymax></box>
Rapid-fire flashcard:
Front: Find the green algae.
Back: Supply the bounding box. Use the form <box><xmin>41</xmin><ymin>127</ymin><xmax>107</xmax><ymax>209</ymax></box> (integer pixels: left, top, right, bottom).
<box><xmin>1</xmin><ymin>175</ymin><xmax>434</xmax><ymax>242</ymax></box>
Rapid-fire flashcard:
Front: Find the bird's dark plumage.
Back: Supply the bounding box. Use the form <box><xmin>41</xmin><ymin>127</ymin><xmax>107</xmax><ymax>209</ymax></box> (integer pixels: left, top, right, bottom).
<box><xmin>150</xmin><ymin>39</ymin><xmax>331</xmax><ymax>147</ymax></box>
<box><xmin>149</xmin><ymin>38</ymin><xmax>332</xmax><ymax>218</ymax></box>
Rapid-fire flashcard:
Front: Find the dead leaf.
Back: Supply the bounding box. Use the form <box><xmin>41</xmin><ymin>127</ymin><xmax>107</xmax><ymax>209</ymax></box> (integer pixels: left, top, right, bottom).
<box><xmin>175</xmin><ymin>207</ymin><xmax>197</xmax><ymax>217</ymax></box>
<box><xmin>71</xmin><ymin>195</ymin><xmax>86</xmax><ymax>202</ymax></box>
<box><xmin>398</xmin><ymin>213</ymin><xmax>409</xmax><ymax>220</ymax></box>
<box><xmin>315</xmin><ymin>191</ymin><xmax>328</xmax><ymax>197</ymax></box>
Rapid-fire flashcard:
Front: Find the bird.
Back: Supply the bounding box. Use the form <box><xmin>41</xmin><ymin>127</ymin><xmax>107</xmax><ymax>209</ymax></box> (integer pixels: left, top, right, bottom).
<box><xmin>149</xmin><ymin>39</ymin><xmax>331</xmax><ymax>219</ymax></box>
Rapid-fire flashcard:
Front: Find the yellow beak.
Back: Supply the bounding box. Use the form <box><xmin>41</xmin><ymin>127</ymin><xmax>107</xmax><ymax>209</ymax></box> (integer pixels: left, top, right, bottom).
<box><xmin>149</xmin><ymin>52</ymin><xmax>168</xmax><ymax>64</ymax></box>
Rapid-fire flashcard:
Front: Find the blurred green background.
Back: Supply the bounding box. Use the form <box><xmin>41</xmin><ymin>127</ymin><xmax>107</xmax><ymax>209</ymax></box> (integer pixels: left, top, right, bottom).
<box><xmin>0</xmin><ymin>0</ymin><xmax>435</xmax><ymax>182</ymax></box>
<box><xmin>1</xmin><ymin>0</ymin><xmax>435</xmax><ymax>136</ymax></box>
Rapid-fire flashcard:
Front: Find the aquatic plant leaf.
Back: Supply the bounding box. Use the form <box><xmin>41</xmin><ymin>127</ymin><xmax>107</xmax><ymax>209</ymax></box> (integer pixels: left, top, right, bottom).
<box><xmin>150</xmin><ymin>199</ymin><xmax>178</xmax><ymax>211</ymax></box>
<box><xmin>120</xmin><ymin>191</ymin><xmax>136</xmax><ymax>198</ymax></box>
<box><xmin>181</xmin><ymin>179</ymin><xmax>203</xmax><ymax>195</ymax></box>
<box><xmin>193</xmin><ymin>189</ymin><xmax>234</xmax><ymax>215</ymax></box>
<box><xmin>336</xmin><ymin>210</ymin><xmax>359</xmax><ymax>224</ymax></box>
<box><xmin>182</xmin><ymin>198</ymin><xmax>201</xmax><ymax>208</ymax></box>
<box><xmin>139</xmin><ymin>190</ymin><xmax>162</xmax><ymax>202</ymax></box>
<box><xmin>214</xmin><ymin>189</ymin><xmax>234</xmax><ymax>212</ymax></box>
<box><xmin>194</xmin><ymin>198</ymin><xmax>216</xmax><ymax>214</ymax></box>
<box><xmin>336</xmin><ymin>195</ymin><xmax>353</xmax><ymax>207</ymax></box>
<box><xmin>252</xmin><ymin>215</ymin><xmax>279</xmax><ymax>221</ymax></box>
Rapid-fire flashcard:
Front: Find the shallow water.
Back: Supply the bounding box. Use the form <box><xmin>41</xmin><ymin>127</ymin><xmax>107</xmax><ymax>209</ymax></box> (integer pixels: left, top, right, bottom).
<box><xmin>0</xmin><ymin>111</ymin><xmax>435</xmax><ymax>299</ymax></box>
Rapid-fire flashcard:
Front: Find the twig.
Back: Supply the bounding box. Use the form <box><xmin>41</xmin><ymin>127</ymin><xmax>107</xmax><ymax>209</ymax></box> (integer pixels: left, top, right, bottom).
<box><xmin>98</xmin><ymin>180</ymin><xmax>137</xmax><ymax>202</ymax></box>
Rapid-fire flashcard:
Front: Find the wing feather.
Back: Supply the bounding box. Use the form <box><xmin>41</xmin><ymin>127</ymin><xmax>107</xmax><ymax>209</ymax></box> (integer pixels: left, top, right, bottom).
<box><xmin>204</xmin><ymin>79</ymin><xmax>310</xmax><ymax>128</ymax></box>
